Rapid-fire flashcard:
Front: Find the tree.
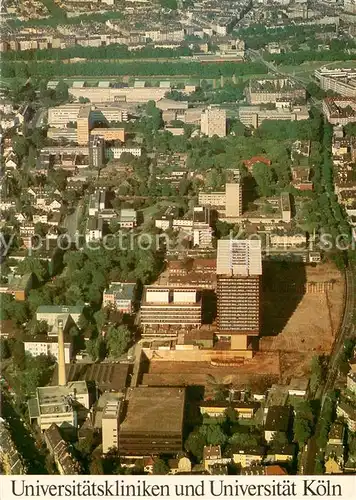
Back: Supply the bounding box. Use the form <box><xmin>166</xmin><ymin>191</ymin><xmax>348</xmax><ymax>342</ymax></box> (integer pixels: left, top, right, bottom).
<box><xmin>6</xmin><ymin>300</ymin><xmax>29</xmax><ymax>325</ymax></box>
<box><xmin>86</xmin><ymin>337</ymin><xmax>106</xmax><ymax>361</ymax></box>
<box><xmin>252</xmin><ymin>163</ymin><xmax>274</xmax><ymax>197</ymax></box>
<box><xmin>310</xmin><ymin>355</ymin><xmax>323</xmax><ymax>393</ymax></box>
<box><xmin>0</xmin><ymin>339</ymin><xmax>11</xmax><ymax>359</ymax></box>
<box><xmin>106</xmin><ymin>325</ymin><xmax>132</xmax><ymax>358</ymax></box>
<box><xmin>89</xmin><ymin>457</ymin><xmax>104</xmax><ymax>475</ymax></box>
<box><xmin>203</xmin><ymin>424</ymin><xmax>228</xmax><ymax>446</ymax></box>
<box><xmin>55</xmin><ymin>80</ymin><xmax>69</xmax><ymax>103</ymax></box>
<box><xmin>229</xmin><ymin>432</ymin><xmax>259</xmax><ymax>448</ymax></box>
<box><xmin>152</xmin><ymin>458</ymin><xmax>170</xmax><ymax>475</ymax></box>
<box><xmin>185</xmin><ymin>429</ymin><xmax>206</xmax><ymax>461</ymax></box>
<box><xmin>293</xmin><ymin>418</ymin><xmax>312</xmax><ymax>447</ymax></box>
<box><xmin>270</xmin><ymin>432</ymin><xmax>289</xmax><ymax>450</ymax></box>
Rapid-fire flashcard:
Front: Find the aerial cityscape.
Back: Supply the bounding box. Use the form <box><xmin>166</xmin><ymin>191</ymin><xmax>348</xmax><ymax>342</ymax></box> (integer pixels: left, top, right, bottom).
<box><xmin>1</xmin><ymin>0</ymin><xmax>356</xmax><ymax>479</ymax></box>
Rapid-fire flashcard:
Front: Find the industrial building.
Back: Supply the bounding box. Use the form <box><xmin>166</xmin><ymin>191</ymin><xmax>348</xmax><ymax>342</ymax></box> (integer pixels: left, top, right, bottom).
<box><xmin>119</xmin><ymin>387</ymin><xmax>185</xmax><ymax>457</ymax></box>
<box><xmin>28</xmin><ymin>320</ymin><xmax>92</xmax><ymax>432</ymax></box>
<box><xmin>216</xmin><ymin>239</ymin><xmax>262</xmax><ymax>350</ymax></box>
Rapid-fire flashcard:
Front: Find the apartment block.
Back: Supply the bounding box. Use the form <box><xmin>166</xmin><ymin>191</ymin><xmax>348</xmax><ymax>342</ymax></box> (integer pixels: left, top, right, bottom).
<box><xmin>24</xmin><ymin>336</ymin><xmax>72</xmax><ymax>364</ymax></box>
<box><xmin>107</xmin><ymin>147</ymin><xmax>141</xmax><ymax>160</ymax></box>
<box><xmin>89</xmin><ymin>135</ymin><xmax>105</xmax><ymax>168</ymax></box>
<box><xmin>225</xmin><ymin>181</ymin><xmax>242</xmax><ymax>217</ymax></box>
<box><xmin>323</xmin><ymin>98</ymin><xmax>356</xmax><ymax>126</ymax></box>
<box><xmin>198</xmin><ymin>191</ymin><xmax>226</xmax><ymax>207</ymax></box>
<box><xmin>201</xmin><ymin>107</ymin><xmax>226</xmax><ymax>137</ymax></box>
<box><xmin>315</xmin><ymin>68</ymin><xmax>356</xmax><ymax>98</ymax></box>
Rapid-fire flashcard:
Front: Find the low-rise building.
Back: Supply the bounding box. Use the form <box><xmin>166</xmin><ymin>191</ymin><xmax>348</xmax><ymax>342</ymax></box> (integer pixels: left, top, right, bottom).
<box><xmin>337</xmin><ymin>400</ymin><xmax>356</xmax><ymax>432</ymax></box>
<box><xmin>119</xmin><ymin>387</ymin><xmax>185</xmax><ymax>456</ymax></box>
<box><xmin>28</xmin><ymin>382</ymin><xmax>91</xmax><ymax>432</ymax></box>
<box><xmin>232</xmin><ymin>446</ymin><xmax>265</xmax><ymax>468</ymax></box>
<box><xmin>199</xmin><ymin>401</ymin><xmax>259</xmax><ymax>420</ymax></box>
<box><xmin>102</xmin><ymin>282</ymin><xmax>136</xmax><ymax>313</ymax></box>
<box><xmin>264</xmin><ymin>406</ymin><xmax>291</xmax><ymax>443</ymax></box>
<box><xmin>44</xmin><ymin>423</ymin><xmax>81</xmax><ymax>474</ymax></box>
<box><xmin>24</xmin><ymin>334</ymin><xmax>72</xmax><ymax>364</ymax></box>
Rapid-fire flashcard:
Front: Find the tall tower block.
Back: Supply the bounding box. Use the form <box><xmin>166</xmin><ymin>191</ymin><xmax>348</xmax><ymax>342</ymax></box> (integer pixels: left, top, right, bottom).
<box><xmin>57</xmin><ymin>319</ymin><xmax>67</xmax><ymax>386</ymax></box>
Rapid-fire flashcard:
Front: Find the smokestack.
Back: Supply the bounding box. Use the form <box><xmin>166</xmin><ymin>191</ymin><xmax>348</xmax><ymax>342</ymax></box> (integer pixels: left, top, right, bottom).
<box><xmin>57</xmin><ymin>319</ymin><xmax>66</xmax><ymax>386</ymax></box>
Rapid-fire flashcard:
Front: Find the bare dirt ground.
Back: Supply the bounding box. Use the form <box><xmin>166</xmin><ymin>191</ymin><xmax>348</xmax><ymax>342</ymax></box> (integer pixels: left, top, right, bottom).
<box><xmin>143</xmin><ymin>353</ymin><xmax>281</xmax><ymax>396</ymax></box>
<box><xmin>260</xmin><ymin>261</ymin><xmax>344</xmax><ymax>381</ymax></box>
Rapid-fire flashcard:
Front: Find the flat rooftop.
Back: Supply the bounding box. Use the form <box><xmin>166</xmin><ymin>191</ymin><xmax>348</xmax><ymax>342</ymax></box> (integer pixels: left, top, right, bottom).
<box><xmin>120</xmin><ymin>387</ymin><xmax>185</xmax><ymax>435</ymax></box>
<box><xmin>38</xmin><ymin>381</ymin><xmax>88</xmax><ymax>407</ymax></box>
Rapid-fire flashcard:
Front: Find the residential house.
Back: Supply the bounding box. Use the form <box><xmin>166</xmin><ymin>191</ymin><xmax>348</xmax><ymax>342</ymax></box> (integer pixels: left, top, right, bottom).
<box><xmin>168</xmin><ymin>456</ymin><xmax>192</xmax><ymax>475</ymax></box>
<box><xmin>265</xmin><ymin>444</ymin><xmax>296</xmax><ymax>464</ymax></box>
<box><xmin>36</xmin><ymin>305</ymin><xmax>84</xmax><ymax>334</ymax></box>
<box><xmin>0</xmin><ymin>418</ymin><xmax>26</xmax><ymax>474</ymax></box>
<box><xmin>325</xmin><ymin>422</ymin><xmax>345</xmax><ymax>472</ymax></box>
<box><xmin>44</xmin><ymin>424</ymin><xmax>81</xmax><ymax>475</ymax></box>
<box><xmin>243</xmin><ymin>156</ymin><xmax>271</xmax><ymax>172</ymax></box>
<box><xmin>232</xmin><ymin>446</ymin><xmax>265</xmax><ymax>468</ymax></box>
<box><xmin>24</xmin><ymin>334</ymin><xmax>73</xmax><ymax>364</ymax></box>
<box><xmin>199</xmin><ymin>401</ymin><xmax>259</xmax><ymax>420</ymax></box>
<box><xmin>203</xmin><ymin>445</ymin><xmax>225</xmax><ymax>471</ymax></box>
<box><xmin>102</xmin><ymin>282</ymin><xmax>136</xmax><ymax>313</ymax></box>
<box><xmin>7</xmin><ymin>273</ymin><xmax>34</xmax><ymax>301</ymax></box>
<box><xmin>337</xmin><ymin>399</ymin><xmax>356</xmax><ymax>432</ymax></box>
<box><xmin>325</xmin><ymin>457</ymin><xmax>343</xmax><ymax>474</ymax></box>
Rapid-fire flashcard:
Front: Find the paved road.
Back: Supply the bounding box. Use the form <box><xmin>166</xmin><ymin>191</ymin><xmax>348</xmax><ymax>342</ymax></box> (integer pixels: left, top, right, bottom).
<box><xmin>64</xmin><ymin>202</ymin><xmax>83</xmax><ymax>239</ymax></box>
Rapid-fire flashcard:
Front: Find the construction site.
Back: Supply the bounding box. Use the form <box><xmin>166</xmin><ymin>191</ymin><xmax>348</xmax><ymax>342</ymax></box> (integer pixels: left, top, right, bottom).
<box><xmin>140</xmin><ymin>261</ymin><xmax>345</xmax><ymax>392</ymax></box>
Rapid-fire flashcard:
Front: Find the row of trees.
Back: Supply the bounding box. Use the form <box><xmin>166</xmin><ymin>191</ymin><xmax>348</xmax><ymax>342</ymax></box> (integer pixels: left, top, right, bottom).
<box><xmin>2</xmin><ymin>60</ymin><xmax>266</xmax><ymax>79</ymax></box>
<box><xmin>3</xmin><ymin>44</ymin><xmax>192</xmax><ymax>62</ymax></box>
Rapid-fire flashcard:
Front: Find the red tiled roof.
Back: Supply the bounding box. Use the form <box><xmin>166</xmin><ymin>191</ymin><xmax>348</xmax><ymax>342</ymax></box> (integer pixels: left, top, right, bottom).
<box><xmin>243</xmin><ymin>156</ymin><xmax>272</xmax><ymax>169</ymax></box>
<box><xmin>265</xmin><ymin>465</ymin><xmax>287</xmax><ymax>475</ymax></box>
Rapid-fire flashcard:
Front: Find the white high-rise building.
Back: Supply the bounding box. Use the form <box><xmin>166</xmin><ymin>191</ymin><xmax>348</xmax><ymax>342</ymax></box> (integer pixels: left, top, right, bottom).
<box><xmin>201</xmin><ymin>107</ymin><xmax>226</xmax><ymax>138</ymax></box>
<box><xmin>216</xmin><ymin>239</ymin><xmax>262</xmax><ymax>276</ymax></box>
